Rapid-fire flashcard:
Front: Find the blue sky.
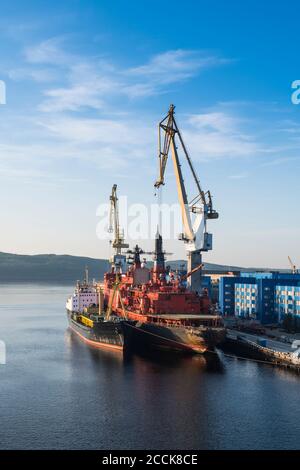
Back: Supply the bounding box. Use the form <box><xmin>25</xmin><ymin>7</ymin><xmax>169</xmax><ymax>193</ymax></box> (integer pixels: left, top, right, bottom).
<box><xmin>0</xmin><ymin>0</ymin><xmax>300</xmax><ymax>268</ymax></box>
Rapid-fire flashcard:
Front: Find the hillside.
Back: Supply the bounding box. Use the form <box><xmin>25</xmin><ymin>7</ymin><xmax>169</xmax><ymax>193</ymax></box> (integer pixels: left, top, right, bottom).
<box><xmin>0</xmin><ymin>252</ymin><xmax>110</xmax><ymax>282</ymax></box>
<box><xmin>0</xmin><ymin>252</ymin><xmax>275</xmax><ymax>282</ymax></box>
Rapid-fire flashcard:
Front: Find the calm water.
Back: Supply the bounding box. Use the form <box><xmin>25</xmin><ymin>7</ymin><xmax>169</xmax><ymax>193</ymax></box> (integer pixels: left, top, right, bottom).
<box><xmin>0</xmin><ymin>283</ymin><xmax>299</xmax><ymax>450</ymax></box>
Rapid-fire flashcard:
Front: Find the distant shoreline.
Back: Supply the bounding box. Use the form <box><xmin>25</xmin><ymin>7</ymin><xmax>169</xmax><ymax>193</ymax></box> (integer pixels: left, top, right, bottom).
<box><xmin>0</xmin><ymin>251</ymin><xmax>286</xmax><ymax>282</ymax></box>
<box><xmin>0</xmin><ymin>280</ymin><xmax>76</xmax><ymax>284</ymax></box>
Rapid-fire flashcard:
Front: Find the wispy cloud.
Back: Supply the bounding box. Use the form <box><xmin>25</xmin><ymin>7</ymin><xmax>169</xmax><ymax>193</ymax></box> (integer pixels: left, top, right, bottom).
<box><xmin>3</xmin><ymin>36</ymin><xmax>294</xmax><ymax>187</ymax></box>
<box><xmin>0</xmin><ymin>162</ymin><xmax>86</xmax><ymax>186</ymax></box>
<box><xmin>126</xmin><ymin>49</ymin><xmax>230</xmax><ymax>85</ymax></box>
<box><xmin>41</xmin><ymin>85</ymin><xmax>105</xmax><ymax>112</ymax></box>
<box><xmin>14</xmin><ymin>39</ymin><xmax>231</xmax><ymax>111</ymax></box>
<box><xmin>24</xmin><ymin>37</ymin><xmax>71</xmax><ymax>65</ymax></box>
<box><xmin>0</xmin><ymin>19</ymin><xmax>42</xmax><ymax>39</ymax></box>
<box><xmin>189</xmin><ymin>112</ymin><xmax>241</xmax><ymax>132</ymax></box>
<box><xmin>122</xmin><ymin>50</ymin><xmax>231</xmax><ymax>98</ymax></box>
<box><xmin>184</xmin><ymin>111</ymin><xmax>263</xmax><ymax>159</ymax></box>
<box><xmin>8</xmin><ymin>67</ymin><xmax>57</xmax><ymax>82</ymax></box>
<box><xmin>0</xmin><ymin>115</ymin><xmax>153</xmax><ymax>185</ymax></box>
<box><xmin>7</xmin><ymin>37</ymin><xmax>72</xmax><ymax>84</ymax></box>
<box><xmin>228</xmin><ymin>173</ymin><xmax>249</xmax><ymax>179</ymax></box>
<box><xmin>39</xmin><ymin>116</ymin><xmax>151</xmax><ymax>145</ymax></box>
<box><xmin>260</xmin><ymin>155</ymin><xmax>300</xmax><ymax>167</ymax></box>
<box><xmin>39</xmin><ymin>61</ymin><xmax>120</xmax><ymax>111</ymax></box>
<box><xmin>0</xmin><ymin>106</ymin><xmax>273</xmax><ymax>188</ymax></box>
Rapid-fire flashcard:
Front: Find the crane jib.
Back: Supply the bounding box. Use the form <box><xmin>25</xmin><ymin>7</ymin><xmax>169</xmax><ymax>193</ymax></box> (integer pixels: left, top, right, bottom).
<box><xmin>154</xmin><ymin>104</ymin><xmax>218</xmax><ymax>256</ymax></box>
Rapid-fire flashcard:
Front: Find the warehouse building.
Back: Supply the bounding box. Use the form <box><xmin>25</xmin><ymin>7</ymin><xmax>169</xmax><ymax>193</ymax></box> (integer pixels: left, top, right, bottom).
<box><xmin>219</xmin><ymin>272</ymin><xmax>300</xmax><ymax>324</ymax></box>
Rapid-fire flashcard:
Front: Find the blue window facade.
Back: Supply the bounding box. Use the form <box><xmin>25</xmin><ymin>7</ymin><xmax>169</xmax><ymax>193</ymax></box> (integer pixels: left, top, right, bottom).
<box><xmin>275</xmin><ymin>285</ymin><xmax>300</xmax><ymax>322</ymax></box>
<box><xmin>219</xmin><ymin>272</ymin><xmax>300</xmax><ymax>324</ymax></box>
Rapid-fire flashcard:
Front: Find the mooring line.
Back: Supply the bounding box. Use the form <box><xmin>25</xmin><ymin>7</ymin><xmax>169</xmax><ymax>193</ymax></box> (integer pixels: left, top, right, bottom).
<box><xmin>207</xmin><ymin>348</ymin><xmax>298</xmax><ymax>369</ymax></box>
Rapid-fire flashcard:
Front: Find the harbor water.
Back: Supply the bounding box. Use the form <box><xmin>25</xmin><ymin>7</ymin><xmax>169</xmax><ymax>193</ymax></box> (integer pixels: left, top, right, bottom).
<box><xmin>0</xmin><ymin>283</ymin><xmax>300</xmax><ymax>450</ymax></box>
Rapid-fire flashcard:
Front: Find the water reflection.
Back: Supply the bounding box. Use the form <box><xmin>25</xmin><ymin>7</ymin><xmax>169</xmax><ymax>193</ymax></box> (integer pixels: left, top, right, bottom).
<box><xmin>124</xmin><ymin>347</ymin><xmax>224</xmax><ymax>373</ymax></box>
<box><xmin>66</xmin><ymin>326</ymin><xmax>224</xmax><ymax>375</ymax></box>
<box><xmin>1</xmin><ymin>283</ymin><xmax>300</xmax><ymax>450</ymax></box>
<box><xmin>65</xmin><ymin>328</ymin><xmax>124</xmax><ymax>367</ymax></box>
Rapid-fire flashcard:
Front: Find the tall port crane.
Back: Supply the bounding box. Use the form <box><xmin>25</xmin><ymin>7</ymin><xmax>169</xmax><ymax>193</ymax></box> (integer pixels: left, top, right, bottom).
<box><xmin>288</xmin><ymin>256</ymin><xmax>298</xmax><ymax>274</ymax></box>
<box><xmin>108</xmin><ymin>184</ymin><xmax>129</xmax><ymax>271</ymax></box>
<box><xmin>154</xmin><ymin>104</ymin><xmax>218</xmax><ymax>291</ymax></box>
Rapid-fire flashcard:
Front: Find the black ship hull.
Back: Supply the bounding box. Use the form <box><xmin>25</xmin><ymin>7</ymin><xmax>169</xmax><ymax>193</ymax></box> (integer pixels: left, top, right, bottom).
<box><xmin>67</xmin><ymin>311</ymin><xmax>124</xmax><ymax>351</ymax></box>
<box><xmin>122</xmin><ymin>320</ymin><xmax>226</xmax><ymax>354</ymax></box>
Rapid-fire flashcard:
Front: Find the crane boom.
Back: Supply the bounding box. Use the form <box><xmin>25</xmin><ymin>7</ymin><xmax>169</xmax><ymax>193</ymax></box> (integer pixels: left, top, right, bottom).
<box><xmin>108</xmin><ymin>184</ymin><xmax>129</xmax><ymax>254</ymax></box>
<box><xmin>170</xmin><ymin>137</ymin><xmax>195</xmax><ymax>243</ymax></box>
<box><xmin>180</xmin><ymin>263</ymin><xmax>204</xmax><ymax>282</ymax></box>
<box><xmin>155</xmin><ymin>104</ymin><xmax>216</xmax><ymax>213</ymax></box>
<box><xmin>155</xmin><ymin>104</ymin><xmax>218</xmax><ymax>250</ymax></box>
<box><xmin>288</xmin><ymin>256</ymin><xmax>298</xmax><ymax>274</ymax></box>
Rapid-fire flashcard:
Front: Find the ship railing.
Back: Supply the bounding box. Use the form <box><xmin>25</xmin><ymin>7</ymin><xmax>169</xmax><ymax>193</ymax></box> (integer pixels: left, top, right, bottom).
<box><xmin>150</xmin><ymin>319</ymin><xmax>218</xmax><ymax>329</ymax></box>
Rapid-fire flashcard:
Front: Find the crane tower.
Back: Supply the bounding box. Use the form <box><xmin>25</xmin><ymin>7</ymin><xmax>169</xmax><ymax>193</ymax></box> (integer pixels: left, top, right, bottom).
<box><xmin>108</xmin><ymin>184</ymin><xmax>129</xmax><ymax>272</ymax></box>
<box><xmin>154</xmin><ymin>104</ymin><xmax>219</xmax><ymax>291</ymax></box>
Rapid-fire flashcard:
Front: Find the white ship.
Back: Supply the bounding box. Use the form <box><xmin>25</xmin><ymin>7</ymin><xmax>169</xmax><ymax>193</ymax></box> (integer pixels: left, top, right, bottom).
<box><xmin>65</xmin><ymin>267</ymin><xmax>124</xmax><ymax>351</ymax></box>
<box><xmin>65</xmin><ymin>266</ymin><xmax>100</xmax><ymax>314</ymax></box>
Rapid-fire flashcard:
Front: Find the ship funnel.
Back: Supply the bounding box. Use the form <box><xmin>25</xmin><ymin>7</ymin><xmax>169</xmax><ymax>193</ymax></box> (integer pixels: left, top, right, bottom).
<box><xmin>154</xmin><ymin>230</ymin><xmax>165</xmax><ymax>276</ymax></box>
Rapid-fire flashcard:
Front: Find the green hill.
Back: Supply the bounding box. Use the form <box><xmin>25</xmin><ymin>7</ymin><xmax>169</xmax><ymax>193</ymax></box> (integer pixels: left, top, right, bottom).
<box><xmin>0</xmin><ymin>252</ymin><xmax>110</xmax><ymax>282</ymax></box>
<box><xmin>0</xmin><ymin>252</ymin><xmax>277</xmax><ymax>282</ymax></box>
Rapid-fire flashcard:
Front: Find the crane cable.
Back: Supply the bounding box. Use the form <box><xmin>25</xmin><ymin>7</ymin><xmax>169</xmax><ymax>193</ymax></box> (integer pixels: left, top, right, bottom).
<box><xmin>155</xmin><ymin>185</ymin><xmax>163</xmax><ymax>235</ymax></box>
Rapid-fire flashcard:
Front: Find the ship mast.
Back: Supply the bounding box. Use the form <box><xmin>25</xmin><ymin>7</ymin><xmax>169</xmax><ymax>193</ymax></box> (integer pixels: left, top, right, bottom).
<box><xmin>85</xmin><ymin>265</ymin><xmax>89</xmax><ymax>284</ymax></box>
<box><xmin>153</xmin><ymin>229</ymin><xmax>166</xmax><ymax>283</ymax></box>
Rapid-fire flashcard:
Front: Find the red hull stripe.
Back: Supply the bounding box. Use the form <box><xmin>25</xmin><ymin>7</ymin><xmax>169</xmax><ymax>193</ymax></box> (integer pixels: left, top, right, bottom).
<box><xmin>70</xmin><ymin>325</ymin><xmax>123</xmax><ymax>352</ymax></box>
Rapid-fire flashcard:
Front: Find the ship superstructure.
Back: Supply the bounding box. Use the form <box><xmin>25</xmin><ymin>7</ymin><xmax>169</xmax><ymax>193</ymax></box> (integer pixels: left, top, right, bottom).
<box><xmin>66</xmin><ymin>268</ymin><xmax>124</xmax><ymax>351</ymax></box>
<box><xmin>66</xmin><ymin>267</ymin><xmax>100</xmax><ymax>314</ymax></box>
<box><xmin>103</xmin><ymin>231</ymin><xmax>225</xmax><ymax>353</ymax></box>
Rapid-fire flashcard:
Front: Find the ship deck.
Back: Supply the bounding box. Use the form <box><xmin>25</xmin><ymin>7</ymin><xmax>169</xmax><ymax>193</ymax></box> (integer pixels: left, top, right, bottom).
<box><xmin>147</xmin><ymin>313</ymin><xmax>222</xmax><ymax>320</ymax></box>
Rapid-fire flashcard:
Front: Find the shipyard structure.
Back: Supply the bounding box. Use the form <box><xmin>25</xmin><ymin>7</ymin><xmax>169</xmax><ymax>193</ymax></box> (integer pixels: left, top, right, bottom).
<box><xmin>66</xmin><ymin>105</ymin><xmax>225</xmax><ymax>354</ymax></box>
<box><xmin>218</xmin><ymin>271</ymin><xmax>300</xmax><ymax>327</ymax></box>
